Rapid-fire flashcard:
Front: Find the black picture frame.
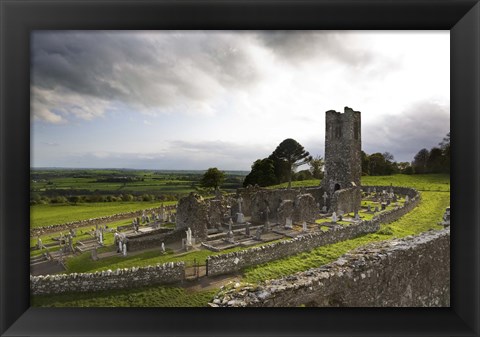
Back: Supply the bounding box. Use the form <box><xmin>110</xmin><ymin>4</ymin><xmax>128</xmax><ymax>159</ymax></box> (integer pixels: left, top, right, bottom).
<box><xmin>1</xmin><ymin>0</ymin><xmax>479</xmax><ymax>336</ymax></box>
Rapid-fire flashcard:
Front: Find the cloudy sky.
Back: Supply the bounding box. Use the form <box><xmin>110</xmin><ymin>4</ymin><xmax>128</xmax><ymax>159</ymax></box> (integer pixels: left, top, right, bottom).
<box><xmin>31</xmin><ymin>30</ymin><xmax>449</xmax><ymax>170</ymax></box>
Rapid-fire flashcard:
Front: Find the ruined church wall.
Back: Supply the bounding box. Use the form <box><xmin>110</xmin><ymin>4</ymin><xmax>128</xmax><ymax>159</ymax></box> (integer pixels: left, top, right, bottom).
<box><xmin>211</xmin><ymin>229</ymin><xmax>450</xmax><ymax>307</ymax></box>
<box><xmin>331</xmin><ymin>187</ymin><xmax>362</xmax><ymax>213</ymax></box>
<box><xmin>30</xmin><ymin>262</ymin><xmax>185</xmax><ymax>295</ymax></box>
<box><xmin>207</xmin><ymin>186</ymin><xmax>420</xmax><ymax>277</ymax></box>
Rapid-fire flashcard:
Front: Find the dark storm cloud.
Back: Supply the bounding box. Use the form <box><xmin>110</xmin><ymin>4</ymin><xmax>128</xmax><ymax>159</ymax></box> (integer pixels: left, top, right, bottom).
<box><xmin>255</xmin><ymin>31</ymin><xmax>376</xmax><ymax>67</ymax></box>
<box><xmin>362</xmin><ymin>101</ymin><xmax>450</xmax><ymax>162</ymax></box>
<box><xmin>31</xmin><ymin>31</ymin><xmax>262</xmax><ymax>122</ymax></box>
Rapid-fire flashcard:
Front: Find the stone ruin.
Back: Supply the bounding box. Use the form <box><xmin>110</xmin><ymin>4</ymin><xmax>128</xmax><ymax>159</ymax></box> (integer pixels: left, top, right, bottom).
<box><xmin>175</xmin><ymin>193</ymin><xmax>208</xmax><ymax>240</ymax></box>
<box><xmin>173</xmin><ymin>107</ymin><xmax>363</xmax><ymax>244</ymax></box>
<box><xmin>321</xmin><ymin>107</ymin><xmax>362</xmax><ymax>214</ymax></box>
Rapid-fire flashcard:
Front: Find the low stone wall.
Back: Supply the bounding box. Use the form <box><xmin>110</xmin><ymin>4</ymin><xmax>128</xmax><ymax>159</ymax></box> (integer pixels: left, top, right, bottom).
<box><xmin>206</xmin><ymin>186</ymin><xmax>420</xmax><ymax>277</ymax></box>
<box><xmin>30</xmin><ymin>206</ymin><xmax>169</xmax><ymax>237</ymax></box>
<box><xmin>206</xmin><ymin>220</ymin><xmax>380</xmax><ymax>277</ymax></box>
<box><xmin>30</xmin><ymin>262</ymin><xmax>185</xmax><ymax>295</ymax></box>
<box><xmin>210</xmin><ymin>229</ymin><xmax>450</xmax><ymax>307</ymax></box>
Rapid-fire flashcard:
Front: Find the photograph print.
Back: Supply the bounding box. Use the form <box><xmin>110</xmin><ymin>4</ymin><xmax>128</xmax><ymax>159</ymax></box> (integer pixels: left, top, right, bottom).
<box><xmin>30</xmin><ymin>30</ymin><xmax>450</xmax><ymax>307</ymax></box>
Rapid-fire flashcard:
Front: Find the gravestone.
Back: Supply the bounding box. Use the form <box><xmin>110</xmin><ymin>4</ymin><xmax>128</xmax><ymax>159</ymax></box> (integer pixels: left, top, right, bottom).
<box><xmin>331</xmin><ymin>212</ymin><xmax>338</xmax><ymax>223</ymax></box>
<box><xmin>302</xmin><ymin>221</ymin><xmax>307</xmax><ymax>232</ymax></box>
<box><xmin>354</xmin><ymin>212</ymin><xmax>360</xmax><ymax>221</ymax></box>
<box><xmin>381</xmin><ymin>203</ymin><xmax>387</xmax><ymax>210</ymax></box>
<box><xmin>161</xmin><ymin>242</ymin><xmax>165</xmax><ymax>253</ymax></box>
<box><xmin>374</xmin><ymin>206</ymin><xmax>379</xmax><ymax>212</ymax></box>
<box><xmin>285</xmin><ymin>217</ymin><xmax>293</xmax><ymax>229</ymax></box>
<box><xmin>245</xmin><ymin>223</ymin><xmax>250</xmax><ymax>236</ymax></box>
<box><xmin>255</xmin><ymin>227</ymin><xmax>263</xmax><ymax>240</ymax></box>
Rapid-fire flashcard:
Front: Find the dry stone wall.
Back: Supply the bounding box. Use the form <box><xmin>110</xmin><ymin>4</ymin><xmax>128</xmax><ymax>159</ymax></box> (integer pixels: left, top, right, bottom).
<box><xmin>210</xmin><ymin>229</ymin><xmax>450</xmax><ymax>307</ymax></box>
<box><xmin>207</xmin><ymin>220</ymin><xmax>380</xmax><ymax>277</ymax></box>
<box><xmin>30</xmin><ymin>262</ymin><xmax>185</xmax><ymax>295</ymax></box>
<box><xmin>126</xmin><ymin>228</ymin><xmax>185</xmax><ymax>252</ymax></box>
<box><xmin>30</xmin><ymin>205</ymin><xmax>170</xmax><ymax>237</ymax></box>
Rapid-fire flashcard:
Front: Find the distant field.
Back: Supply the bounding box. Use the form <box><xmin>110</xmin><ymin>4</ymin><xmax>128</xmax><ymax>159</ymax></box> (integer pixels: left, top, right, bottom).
<box><xmin>31</xmin><ymin>168</ymin><xmax>246</xmax><ymax>196</ymax></box>
<box><xmin>30</xmin><ymin>201</ymin><xmax>176</xmax><ymax>228</ymax></box>
<box><xmin>271</xmin><ymin>174</ymin><xmax>450</xmax><ymax>192</ymax></box>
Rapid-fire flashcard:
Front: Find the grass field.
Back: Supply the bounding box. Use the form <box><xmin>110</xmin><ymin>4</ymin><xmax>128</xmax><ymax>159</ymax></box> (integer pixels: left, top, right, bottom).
<box><xmin>30</xmin><ymin>201</ymin><xmax>177</xmax><ymax>228</ymax></box>
<box><xmin>32</xmin><ymin>173</ymin><xmax>449</xmax><ymax>307</ymax></box>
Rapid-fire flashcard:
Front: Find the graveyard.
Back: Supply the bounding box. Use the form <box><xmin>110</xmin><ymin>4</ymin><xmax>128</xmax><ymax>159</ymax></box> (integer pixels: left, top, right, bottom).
<box><xmin>29</xmin><ymin>108</ymin><xmax>450</xmax><ymax>307</ymax></box>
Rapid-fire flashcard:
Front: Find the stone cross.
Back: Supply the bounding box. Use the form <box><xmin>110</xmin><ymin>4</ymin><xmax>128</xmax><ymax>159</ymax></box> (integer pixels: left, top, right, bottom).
<box><xmin>237</xmin><ymin>196</ymin><xmax>243</xmax><ymax>214</ymax></box>
<box><xmin>322</xmin><ymin>192</ymin><xmax>328</xmax><ymax>205</ymax></box>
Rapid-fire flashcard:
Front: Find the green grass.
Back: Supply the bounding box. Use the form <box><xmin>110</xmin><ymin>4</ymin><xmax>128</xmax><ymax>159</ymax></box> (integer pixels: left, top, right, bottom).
<box><xmin>270</xmin><ymin>174</ymin><xmax>450</xmax><ymax>192</ymax></box>
<box><xmin>32</xmin><ymin>286</ymin><xmax>217</xmax><ymax>307</ymax></box>
<box><xmin>30</xmin><ymin>201</ymin><xmax>177</xmax><ymax>228</ymax></box>
<box><xmin>32</xmin><ymin>173</ymin><xmax>450</xmax><ymax>307</ymax></box>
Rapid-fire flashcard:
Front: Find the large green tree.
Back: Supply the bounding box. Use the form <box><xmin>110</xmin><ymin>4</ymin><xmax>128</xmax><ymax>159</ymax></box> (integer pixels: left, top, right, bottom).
<box><xmin>200</xmin><ymin>167</ymin><xmax>225</xmax><ymax>190</ymax></box>
<box><xmin>243</xmin><ymin>158</ymin><xmax>277</xmax><ymax>187</ymax></box>
<box><xmin>271</xmin><ymin>138</ymin><xmax>312</xmax><ymax>188</ymax></box>
<box><xmin>413</xmin><ymin>148</ymin><xmax>430</xmax><ymax>173</ymax></box>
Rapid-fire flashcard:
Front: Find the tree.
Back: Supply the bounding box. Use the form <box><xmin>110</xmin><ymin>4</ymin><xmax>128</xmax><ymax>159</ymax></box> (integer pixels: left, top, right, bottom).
<box><xmin>243</xmin><ymin>158</ymin><xmax>277</xmax><ymax>187</ymax></box>
<box><xmin>200</xmin><ymin>167</ymin><xmax>225</xmax><ymax>190</ymax></box>
<box><xmin>413</xmin><ymin>148</ymin><xmax>430</xmax><ymax>174</ymax></box>
<box><xmin>309</xmin><ymin>155</ymin><xmax>324</xmax><ymax>179</ymax></box>
<box><xmin>361</xmin><ymin>151</ymin><xmax>370</xmax><ymax>175</ymax></box>
<box><xmin>271</xmin><ymin>138</ymin><xmax>312</xmax><ymax>188</ymax></box>
<box><xmin>427</xmin><ymin>147</ymin><xmax>444</xmax><ymax>173</ymax></box>
<box><xmin>368</xmin><ymin>153</ymin><xmax>387</xmax><ymax>176</ymax></box>
<box><xmin>439</xmin><ymin>132</ymin><xmax>450</xmax><ymax>173</ymax></box>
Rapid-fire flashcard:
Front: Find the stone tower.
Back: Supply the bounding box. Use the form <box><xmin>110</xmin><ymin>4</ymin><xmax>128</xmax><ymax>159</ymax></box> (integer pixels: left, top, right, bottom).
<box><xmin>322</xmin><ymin>107</ymin><xmax>362</xmax><ymax>195</ymax></box>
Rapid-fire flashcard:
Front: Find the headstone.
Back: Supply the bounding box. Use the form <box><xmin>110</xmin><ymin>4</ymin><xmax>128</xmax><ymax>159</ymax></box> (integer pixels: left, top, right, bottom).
<box><xmin>322</xmin><ymin>206</ymin><xmax>327</xmax><ymax>213</ymax></box>
<box><xmin>374</xmin><ymin>206</ymin><xmax>379</xmax><ymax>212</ymax></box>
<box><xmin>37</xmin><ymin>238</ymin><xmax>42</xmax><ymax>249</ymax></box>
<box><xmin>99</xmin><ymin>232</ymin><xmax>103</xmax><ymax>244</ymax></box>
<box><xmin>373</xmin><ymin>187</ymin><xmax>376</xmax><ymax>194</ymax></box>
<box><xmin>367</xmin><ymin>204</ymin><xmax>371</xmax><ymax>212</ymax></box>
<box><xmin>405</xmin><ymin>195</ymin><xmax>410</xmax><ymax>203</ymax></box>
<box><xmin>354</xmin><ymin>212</ymin><xmax>360</xmax><ymax>221</ymax></box>
<box><xmin>302</xmin><ymin>221</ymin><xmax>307</xmax><ymax>232</ymax></box>
<box><xmin>118</xmin><ymin>240</ymin><xmax>122</xmax><ymax>253</ymax></box>
<box><xmin>228</xmin><ymin>218</ymin><xmax>234</xmax><ymax>232</ymax></box>
<box><xmin>331</xmin><ymin>212</ymin><xmax>338</xmax><ymax>223</ymax></box>
<box><xmin>381</xmin><ymin>203</ymin><xmax>386</xmax><ymax>210</ymax></box>
<box><xmin>91</xmin><ymin>248</ymin><xmax>98</xmax><ymax>260</ymax></box>
<box><xmin>226</xmin><ymin>230</ymin><xmax>235</xmax><ymax>244</ymax></box>
<box><xmin>392</xmin><ymin>194</ymin><xmax>398</xmax><ymax>202</ymax></box>
<box><xmin>245</xmin><ymin>223</ymin><xmax>250</xmax><ymax>236</ymax></box>
<box><xmin>285</xmin><ymin>217</ymin><xmax>293</xmax><ymax>229</ymax></box>
<box><xmin>122</xmin><ymin>243</ymin><xmax>127</xmax><ymax>256</ymax></box>
<box><xmin>161</xmin><ymin>242</ymin><xmax>165</xmax><ymax>253</ymax></box>
<box><xmin>367</xmin><ymin>187</ymin><xmax>371</xmax><ymax>194</ymax></box>
<box><xmin>236</xmin><ymin>212</ymin><xmax>245</xmax><ymax>224</ymax></box>
<box><xmin>186</xmin><ymin>227</ymin><xmax>193</xmax><ymax>246</ymax></box>
<box><xmin>255</xmin><ymin>227</ymin><xmax>262</xmax><ymax>240</ymax></box>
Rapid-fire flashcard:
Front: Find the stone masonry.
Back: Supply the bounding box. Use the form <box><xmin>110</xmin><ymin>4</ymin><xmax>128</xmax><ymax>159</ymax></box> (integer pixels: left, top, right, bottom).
<box><xmin>210</xmin><ymin>228</ymin><xmax>450</xmax><ymax>307</ymax></box>
<box><xmin>322</xmin><ymin>107</ymin><xmax>362</xmax><ymax>213</ymax></box>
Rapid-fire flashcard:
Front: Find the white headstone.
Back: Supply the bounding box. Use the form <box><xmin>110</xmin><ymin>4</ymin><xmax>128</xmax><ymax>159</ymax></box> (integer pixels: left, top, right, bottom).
<box><xmin>161</xmin><ymin>242</ymin><xmax>165</xmax><ymax>253</ymax></box>
<box><xmin>302</xmin><ymin>221</ymin><xmax>307</xmax><ymax>232</ymax></box>
<box><xmin>285</xmin><ymin>217</ymin><xmax>293</xmax><ymax>229</ymax></box>
<box><xmin>332</xmin><ymin>212</ymin><xmax>338</xmax><ymax>223</ymax></box>
<box><xmin>122</xmin><ymin>243</ymin><xmax>127</xmax><ymax>256</ymax></box>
